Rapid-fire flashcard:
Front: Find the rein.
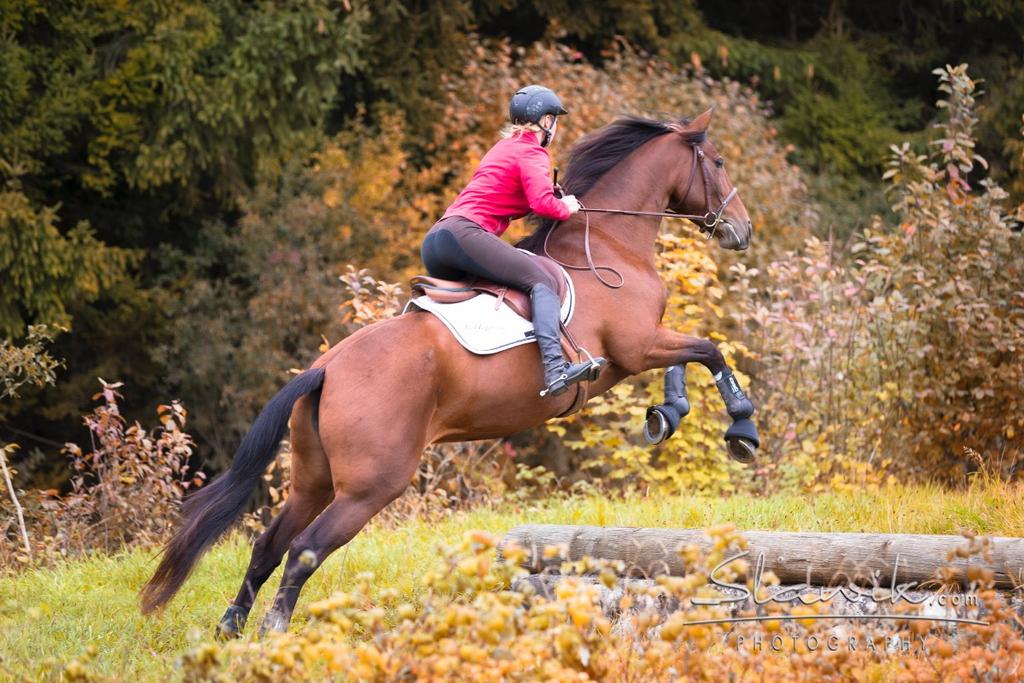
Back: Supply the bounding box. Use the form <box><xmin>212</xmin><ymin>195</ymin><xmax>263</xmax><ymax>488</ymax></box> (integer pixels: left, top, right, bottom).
<box><xmin>542</xmin><ymin>143</ymin><xmax>738</xmax><ymax>289</ymax></box>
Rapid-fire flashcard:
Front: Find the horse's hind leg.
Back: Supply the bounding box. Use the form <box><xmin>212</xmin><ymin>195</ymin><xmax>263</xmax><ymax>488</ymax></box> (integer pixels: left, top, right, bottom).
<box><xmin>255</xmin><ymin>317</ymin><xmax>440</xmax><ymax>635</ymax></box>
<box><xmin>215</xmin><ymin>494</ymin><xmax>331</xmax><ymax>638</ymax></box>
<box><xmin>216</xmin><ymin>395</ymin><xmax>333</xmax><ymax>639</ymax></box>
<box><xmin>257</xmin><ymin>444</ymin><xmax>421</xmax><ymax>635</ymax></box>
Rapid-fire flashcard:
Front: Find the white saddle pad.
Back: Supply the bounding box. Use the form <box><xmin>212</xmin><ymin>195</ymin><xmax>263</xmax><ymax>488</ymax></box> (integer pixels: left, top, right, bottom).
<box><xmin>403</xmin><ymin>267</ymin><xmax>575</xmax><ymax>355</ymax></box>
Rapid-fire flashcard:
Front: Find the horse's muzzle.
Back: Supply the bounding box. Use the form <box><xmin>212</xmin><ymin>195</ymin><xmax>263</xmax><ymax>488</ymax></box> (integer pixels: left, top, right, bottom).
<box><xmin>718</xmin><ymin>220</ymin><xmax>751</xmax><ymax>251</ymax></box>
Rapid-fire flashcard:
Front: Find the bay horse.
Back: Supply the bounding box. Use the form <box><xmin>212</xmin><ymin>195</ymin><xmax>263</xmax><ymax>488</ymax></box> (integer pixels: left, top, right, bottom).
<box><xmin>140</xmin><ymin>108</ymin><xmax>758</xmax><ymax>636</ymax></box>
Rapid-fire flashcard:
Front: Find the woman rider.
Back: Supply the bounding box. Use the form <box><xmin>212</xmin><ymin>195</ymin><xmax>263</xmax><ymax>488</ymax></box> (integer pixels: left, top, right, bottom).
<box><xmin>421</xmin><ymin>85</ymin><xmax>606</xmax><ymax>398</ymax></box>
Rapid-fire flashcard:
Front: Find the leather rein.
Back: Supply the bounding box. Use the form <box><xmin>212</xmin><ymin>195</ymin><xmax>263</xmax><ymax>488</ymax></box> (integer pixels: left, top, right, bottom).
<box><xmin>542</xmin><ymin>143</ymin><xmax>739</xmax><ymax>289</ymax></box>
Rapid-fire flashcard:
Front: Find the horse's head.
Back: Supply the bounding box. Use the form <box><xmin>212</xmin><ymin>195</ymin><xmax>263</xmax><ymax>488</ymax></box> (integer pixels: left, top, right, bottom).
<box><xmin>667</xmin><ymin>109</ymin><xmax>752</xmax><ymax>251</ymax></box>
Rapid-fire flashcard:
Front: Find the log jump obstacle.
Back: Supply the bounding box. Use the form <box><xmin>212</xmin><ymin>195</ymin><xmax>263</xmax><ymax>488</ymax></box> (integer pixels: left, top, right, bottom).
<box><xmin>500</xmin><ymin>525</ymin><xmax>1024</xmax><ymax>630</ymax></box>
<box><xmin>501</xmin><ymin>525</ymin><xmax>1024</xmax><ymax>591</ymax></box>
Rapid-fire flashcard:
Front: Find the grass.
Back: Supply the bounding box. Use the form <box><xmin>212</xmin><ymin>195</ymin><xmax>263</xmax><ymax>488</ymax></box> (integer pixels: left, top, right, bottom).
<box><xmin>0</xmin><ymin>478</ymin><xmax>1021</xmax><ymax>680</ymax></box>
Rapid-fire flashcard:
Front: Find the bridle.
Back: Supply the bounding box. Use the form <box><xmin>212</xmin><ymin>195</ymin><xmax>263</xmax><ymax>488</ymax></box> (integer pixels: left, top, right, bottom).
<box><xmin>585</xmin><ymin>144</ymin><xmax>739</xmax><ymax>235</ymax></box>
<box><xmin>542</xmin><ymin>142</ymin><xmax>740</xmax><ymax>289</ymax></box>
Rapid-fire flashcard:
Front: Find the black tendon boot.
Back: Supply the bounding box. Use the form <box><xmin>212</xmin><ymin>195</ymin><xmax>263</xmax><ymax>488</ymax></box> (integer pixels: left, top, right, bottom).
<box><xmin>530</xmin><ymin>284</ymin><xmax>605</xmax><ymax>396</ymax></box>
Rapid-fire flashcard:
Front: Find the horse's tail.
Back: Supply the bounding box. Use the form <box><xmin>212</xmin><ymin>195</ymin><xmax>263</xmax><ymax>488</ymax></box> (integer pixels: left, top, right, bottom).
<box><xmin>140</xmin><ymin>367</ymin><xmax>326</xmax><ymax>614</ymax></box>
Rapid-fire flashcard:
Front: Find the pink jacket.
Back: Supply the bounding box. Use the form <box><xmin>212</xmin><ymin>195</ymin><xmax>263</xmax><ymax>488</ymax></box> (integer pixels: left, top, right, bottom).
<box><xmin>442</xmin><ymin>131</ymin><xmax>571</xmax><ymax>235</ymax></box>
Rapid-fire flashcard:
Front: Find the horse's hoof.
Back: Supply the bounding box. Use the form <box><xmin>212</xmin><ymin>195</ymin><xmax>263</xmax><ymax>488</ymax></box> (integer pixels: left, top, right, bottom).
<box><xmin>643</xmin><ymin>398</ymin><xmax>689</xmax><ymax>446</ymax></box>
<box><xmin>215</xmin><ymin>604</ymin><xmax>249</xmax><ymax>641</ymax></box>
<box><xmin>725</xmin><ymin>418</ymin><xmax>759</xmax><ymax>464</ymax></box>
<box><xmin>258</xmin><ymin>609</ymin><xmax>290</xmax><ymax>638</ymax></box>
<box><xmin>726</xmin><ymin>437</ymin><xmax>757</xmax><ymax>464</ymax></box>
<box><xmin>642</xmin><ymin>407</ymin><xmax>671</xmax><ymax>445</ymax></box>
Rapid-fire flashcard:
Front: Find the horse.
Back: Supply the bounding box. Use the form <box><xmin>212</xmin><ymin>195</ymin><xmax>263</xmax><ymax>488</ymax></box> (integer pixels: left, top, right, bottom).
<box><xmin>140</xmin><ymin>107</ymin><xmax>759</xmax><ymax>637</ymax></box>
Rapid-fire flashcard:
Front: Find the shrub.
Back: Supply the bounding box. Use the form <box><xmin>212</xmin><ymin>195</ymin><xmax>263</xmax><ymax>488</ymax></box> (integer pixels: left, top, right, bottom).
<box><xmin>0</xmin><ymin>381</ymin><xmax>201</xmax><ymax>568</ymax></box>
<box><xmin>0</xmin><ymin>324</ymin><xmax>62</xmax><ymax>405</ymax></box>
<box><xmin>58</xmin><ymin>381</ymin><xmax>200</xmax><ymax>552</ymax></box>
<box><xmin>864</xmin><ymin>66</ymin><xmax>1023</xmax><ymax>475</ymax></box>
<box><xmin>0</xmin><ymin>324</ymin><xmax>61</xmax><ymax>565</ymax></box>
<box><xmin>731</xmin><ymin>64</ymin><xmax>1024</xmax><ymax>488</ymax></box>
<box><xmin>728</xmin><ymin>238</ymin><xmax>895</xmax><ymax>492</ymax></box>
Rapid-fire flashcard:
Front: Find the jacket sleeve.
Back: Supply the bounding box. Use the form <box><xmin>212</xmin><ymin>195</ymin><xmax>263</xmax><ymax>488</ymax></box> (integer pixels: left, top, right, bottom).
<box><xmin>518</xmin><ymin>146</ymin><xmax>572</xmax><ymax>221</ymax></box>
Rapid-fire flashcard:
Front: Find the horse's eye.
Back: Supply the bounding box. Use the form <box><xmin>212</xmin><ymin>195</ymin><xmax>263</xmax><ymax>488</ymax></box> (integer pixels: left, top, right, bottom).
<box><xmin>714</xmin><ymin>158</ymin><xmax>725</xmax><ymax>168</ymax></box>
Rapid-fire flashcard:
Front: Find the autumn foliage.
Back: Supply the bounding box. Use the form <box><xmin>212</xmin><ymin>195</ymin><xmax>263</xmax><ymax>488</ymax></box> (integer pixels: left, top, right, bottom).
<box><xmin>731</xmin><ymin>65</ymin><xmax>1023</xmax><ymax>488</ymax></box>
<box><xmin>2</xmin><ymin>43</ymin><xmax>1021</xmax><ymax>574</ymax></box>
<box><xmin>0</xmin><ymin>381</ymin><xmax>201</xmax><ymax>567</ymax></box>
<box><xmin>0</xmin><ymin>8</ymin><xmax>1022</xmax><ymax>681</ymax></box>
<box><xmin>173</xmin><ymin>526</ymin><xmax>1024</xmax><ymax>682</ymax></box>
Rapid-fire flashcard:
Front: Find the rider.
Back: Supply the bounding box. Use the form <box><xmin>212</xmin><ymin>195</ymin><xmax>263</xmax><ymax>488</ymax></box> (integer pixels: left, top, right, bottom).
<box><xmin>421</xmin><ymin>85</ymin><xmax>606</xmax><ymax>397</ymax></box>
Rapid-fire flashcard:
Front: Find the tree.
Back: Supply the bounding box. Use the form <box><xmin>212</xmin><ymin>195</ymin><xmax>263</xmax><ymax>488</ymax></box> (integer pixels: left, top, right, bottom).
<box><xmin>1</xmin><ymin>0</ymin><xmax>370</xmax><ymax>450</ymax></box>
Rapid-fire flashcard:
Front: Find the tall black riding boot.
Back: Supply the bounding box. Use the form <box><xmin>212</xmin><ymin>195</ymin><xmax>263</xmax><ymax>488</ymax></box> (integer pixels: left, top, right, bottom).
<box><xmin>530</xmin><ymin>284</ymin><xmax>606</xmax><ymax>397</ymax></box>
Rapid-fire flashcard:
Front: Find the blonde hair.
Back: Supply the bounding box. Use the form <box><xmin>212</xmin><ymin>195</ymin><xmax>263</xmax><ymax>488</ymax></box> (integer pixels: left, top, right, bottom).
<box><xmin>500</xmin><ymin>121</ymin><xmax>544</xmax><ymax>139</ymax></box>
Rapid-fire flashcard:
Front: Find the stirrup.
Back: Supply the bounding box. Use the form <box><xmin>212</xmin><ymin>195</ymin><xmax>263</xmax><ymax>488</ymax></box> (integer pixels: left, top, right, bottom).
<box><xmin>539</xmin><ymin>358</ymin><xmax>606</xmax><ymax>397</ymax></box>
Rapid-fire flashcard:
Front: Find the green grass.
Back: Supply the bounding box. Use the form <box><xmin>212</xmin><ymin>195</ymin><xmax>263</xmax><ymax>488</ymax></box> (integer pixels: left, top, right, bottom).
<box><xmin>1</xmin><ymin>479</ymin><xmax>1021</xmax><ymax>680</ymax></box>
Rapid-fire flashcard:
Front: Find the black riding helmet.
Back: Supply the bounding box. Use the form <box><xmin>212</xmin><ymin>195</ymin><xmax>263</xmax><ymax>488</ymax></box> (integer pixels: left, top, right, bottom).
<box><xmin>509</xmin><ymin>85</ymin><xmax>567</xmax><ymax>147</ymax></box>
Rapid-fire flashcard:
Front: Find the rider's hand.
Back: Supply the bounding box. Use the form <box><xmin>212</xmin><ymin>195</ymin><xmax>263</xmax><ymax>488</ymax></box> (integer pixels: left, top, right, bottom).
<box><xmin>560</xmin><ymin>194</ymin><xmax>581</xmax><ymax>214</ymax></box>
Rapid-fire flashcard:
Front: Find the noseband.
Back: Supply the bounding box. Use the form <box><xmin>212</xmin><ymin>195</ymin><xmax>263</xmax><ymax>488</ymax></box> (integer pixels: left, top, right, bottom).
<box><xmin>679</xmin><ymin>143</ymin><xmax>739</xmax><ymax>235</ymax></box>
<box><xmin>542</xmin><ymin>143</ymin><xmax>740</xmax><ymax>289</ymax></box>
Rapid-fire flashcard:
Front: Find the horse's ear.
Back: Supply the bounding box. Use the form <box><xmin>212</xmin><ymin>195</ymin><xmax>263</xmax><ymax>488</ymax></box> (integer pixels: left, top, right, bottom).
<box><xmin>690</xmin><ymin>108</ymin><xmax>714</xmax><ymax>133</ymax></box>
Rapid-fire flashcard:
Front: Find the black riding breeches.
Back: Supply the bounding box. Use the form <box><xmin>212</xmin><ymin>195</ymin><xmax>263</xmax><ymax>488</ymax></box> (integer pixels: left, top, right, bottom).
<box><xmin>420</xmin><ymin>216</ymin><xmax>559</xmax><ymax>293</ymax></box>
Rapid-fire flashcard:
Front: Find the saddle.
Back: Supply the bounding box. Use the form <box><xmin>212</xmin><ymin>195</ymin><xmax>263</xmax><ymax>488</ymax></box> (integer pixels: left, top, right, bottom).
<box><xmin>405</xmin><ymin>254</ymin><xmax>587</xmax><ymax>418</ymax></box>
<box><xmin>409</xmin><ymin>253</ymin><xmax>568</xmax><ymax>320</ymax></box>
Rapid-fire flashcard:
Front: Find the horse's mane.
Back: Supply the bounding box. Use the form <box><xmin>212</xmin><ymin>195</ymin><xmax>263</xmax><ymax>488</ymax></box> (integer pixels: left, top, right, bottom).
<box><xmin>516</xmin><ymin>115</ymin><xmax>705</xmax><ymax>252</ymax></box>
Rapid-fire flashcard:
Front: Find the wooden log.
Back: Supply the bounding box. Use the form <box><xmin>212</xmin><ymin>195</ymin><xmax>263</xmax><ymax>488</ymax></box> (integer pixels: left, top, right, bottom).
<box><xmin>501</xmin><ymin>525</ymin><xmax>1024</xmax><ymax>590</ymax></box>
<box><xmin>511</xmin><ymin>574</ymin><xmax>1022</xmax><ymax>626</ymax></box>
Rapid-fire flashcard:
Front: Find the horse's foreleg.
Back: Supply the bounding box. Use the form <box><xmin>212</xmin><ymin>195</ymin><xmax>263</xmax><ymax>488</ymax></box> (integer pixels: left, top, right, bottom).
<box><xmin>641</xmin><ymin>327</ymin><xmax>754</xmax><ymax>418</ymax></box>
<box><xmin>641</xmin><ymin>364</ymin><xmax>691</xmax><ymax>445</ymax></box>
<box><xmin>641</xmin><ymin>327</ymin><xmax>758</xmax><ymax>461</ymax></box>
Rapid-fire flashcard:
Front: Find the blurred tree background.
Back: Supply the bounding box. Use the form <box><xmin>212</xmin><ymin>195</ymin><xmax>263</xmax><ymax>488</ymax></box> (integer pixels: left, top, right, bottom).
<box><xmin>1</xmin><ymin>0</ymin><xmax>1021</xmax><ymax>490</ymax></box>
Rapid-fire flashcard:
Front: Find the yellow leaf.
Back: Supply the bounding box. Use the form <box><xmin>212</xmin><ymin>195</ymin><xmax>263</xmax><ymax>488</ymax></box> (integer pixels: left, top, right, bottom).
<box><xmin>323</xmin><ymin>186</ymin><xmax>342</xmax><ymax>208</ymax></box>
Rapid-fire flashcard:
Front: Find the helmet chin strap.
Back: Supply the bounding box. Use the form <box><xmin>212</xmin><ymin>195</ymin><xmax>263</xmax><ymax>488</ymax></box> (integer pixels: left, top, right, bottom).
<box><xmin>539</xmin><ymin>119</ymin><xmax>557</xmax><ymax>147</ymax></box>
